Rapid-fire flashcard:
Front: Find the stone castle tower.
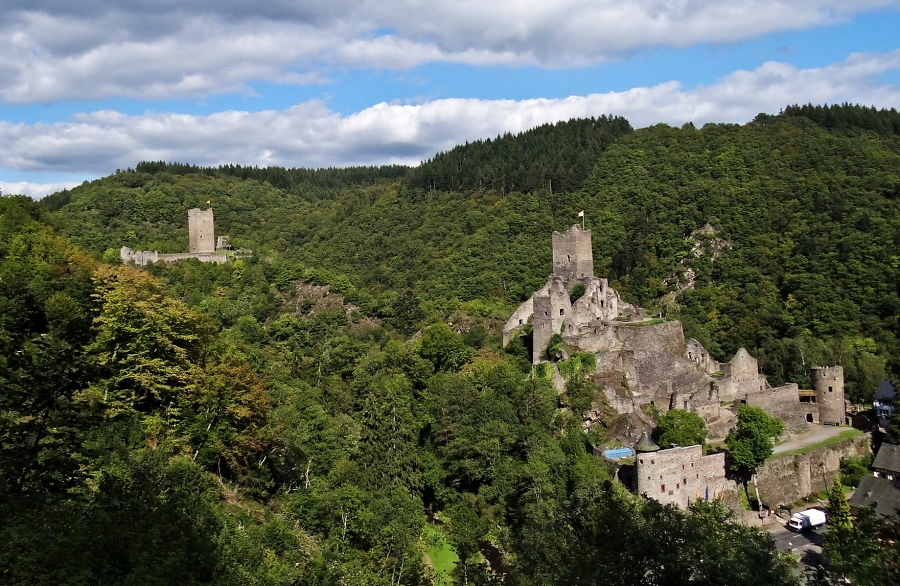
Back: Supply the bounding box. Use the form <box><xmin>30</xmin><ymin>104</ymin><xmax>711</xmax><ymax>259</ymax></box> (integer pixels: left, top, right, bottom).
<box><xmin>812</xmin><ymin>366</ymin><xmax>846</xmax><ymax>424</ymax></box>
<box><xmin>503</xmin><ymin>224</ymin><xmax>638</xmax><ymax>362</ymax></box>
<box><xmin>188</xmin><ymin>208</ymin><xmax>215</xmax><ymax>253</ymax></box>
<box><xmin>551</xmin><ymin>225</ymin><xmax>594</xmax><ymax>280</ymax></box>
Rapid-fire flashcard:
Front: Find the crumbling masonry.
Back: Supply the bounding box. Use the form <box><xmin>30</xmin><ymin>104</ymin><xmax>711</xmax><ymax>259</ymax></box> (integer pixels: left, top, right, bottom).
<box><xmin>121</xmin><ymin>208</ymin><xmax>247</xmax><ymax>266</ymax></box>
<box><xmin>503</xmin><ymin>225</ymin><xmax>847</xmax><ymax>440</ymax></box>
<box><xmin>504</xmin><ymin>223</ymin><xmax>850</xmax><ymax>510</ymax></box>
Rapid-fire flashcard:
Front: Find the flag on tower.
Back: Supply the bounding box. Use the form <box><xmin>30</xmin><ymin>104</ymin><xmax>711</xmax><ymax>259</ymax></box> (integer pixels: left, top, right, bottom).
<box><xmin>578</xmin><ymin>210</ymin><xmax>584</xmax><ymax>217</ymax></box>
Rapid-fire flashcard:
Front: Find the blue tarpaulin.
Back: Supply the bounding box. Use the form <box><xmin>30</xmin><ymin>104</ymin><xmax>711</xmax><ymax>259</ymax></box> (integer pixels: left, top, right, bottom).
<box><xmin>603</xmin><ymin>447</ymin><xmax>634</xmax><ymax>459</ymax></box>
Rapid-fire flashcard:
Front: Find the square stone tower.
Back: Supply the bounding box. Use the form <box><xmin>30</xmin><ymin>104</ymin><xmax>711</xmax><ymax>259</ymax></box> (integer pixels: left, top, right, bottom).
<box><xmin>188</xmin><ymin>208</ymin><xmax>215</xmax><ymax>253</ymax></box>
<box><xmin>551</xmin><ymin>225</ymin><xmax>593</xmax><ymax>280</ymax></box>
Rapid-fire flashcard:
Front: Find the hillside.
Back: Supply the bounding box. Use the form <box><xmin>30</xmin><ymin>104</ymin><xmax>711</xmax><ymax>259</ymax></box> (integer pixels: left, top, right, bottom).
<box><xmin>4</xmin><ymin>104</ymin><xmax>899</xmax><ymax>585</ymax></box>
<box><xmin>45</xmin><ymin>107</ymin><xmax>900</xmax><ymax>399</ymax></box>
<box><xmin>1</xmin><ymin>194</ymin><xmax>799</xmax><ymax>586</ymax></box>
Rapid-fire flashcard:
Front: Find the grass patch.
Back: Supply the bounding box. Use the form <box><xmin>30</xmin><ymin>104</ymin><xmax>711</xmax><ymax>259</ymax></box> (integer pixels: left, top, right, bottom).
<box><xmin>616</xmin><ymin>318</ymin><xmax>666</xmax><ymax>327</ymax></box>
<box><xmin>558</xmin><ymin>352</ymin><xmax>597</xmax><ymax>380</ymax></box>
<box><xmin>424</xmin><ymin>523</ymin><xmax>458</xmax><ymax>586</ymax></box>
<box><xmin>769</xmin><ymin>429</ymin><xmax>864</xmax><ymax>459</ymax></box>
<box><xmin>738</xmin><ymin>485</ymin><xmax>752</xmax><ymax>510</ymax></box>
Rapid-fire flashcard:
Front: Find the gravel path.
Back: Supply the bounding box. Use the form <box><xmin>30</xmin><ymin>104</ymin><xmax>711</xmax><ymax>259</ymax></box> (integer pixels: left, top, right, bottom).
<box><xmin>771</xmin><ymin>424</ymin><xmax>848</xmax><ymax>455</ymax></box>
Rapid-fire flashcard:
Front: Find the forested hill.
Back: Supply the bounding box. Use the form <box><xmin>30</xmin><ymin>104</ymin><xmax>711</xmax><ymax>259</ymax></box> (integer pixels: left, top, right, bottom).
<box><xmin>780</xmin><ymin>103</ymin><xmax>900</xmax><ymax>136</ymax></box>
<box><xmin>5</xmin><ymin>104</ymin><xmax>900</xmax><ymax>585</ymax></box>
<box><xmin>404</xmin><ymin>115</ymin><xmax>633</xmax><ymax>194</ymax></box>
<box><xmin>43</xmin><ymin>105</ymin><xmax>900</xmax><ymax>396</ymax></box>
<box><xmin>40</xmin><ymin>162</ymin><xmax>410</xmax><ymax>213</ymax></box>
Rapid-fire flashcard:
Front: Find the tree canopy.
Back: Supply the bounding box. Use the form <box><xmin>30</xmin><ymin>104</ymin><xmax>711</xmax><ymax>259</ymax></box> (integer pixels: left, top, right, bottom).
<box><xmin>5</xmin><ymin>104</ymin><xmax>900</xmax><ymax>584</ymax></box>
<box><xmin>654</xmin><ymin>409</ymin><xmax>708</xmax><ymax>449</ymax></box>
<box><xmin>725</xmin><ymin>405</ymin><xmax>785</xmax><ymax>476</ymax></box>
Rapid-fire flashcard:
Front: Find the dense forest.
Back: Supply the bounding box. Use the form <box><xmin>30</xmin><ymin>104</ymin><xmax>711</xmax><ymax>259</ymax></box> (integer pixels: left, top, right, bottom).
<box><xmin>2</xmin><ymin>104</ymin><xmax>900</xmax><ymax>584</ymax></box>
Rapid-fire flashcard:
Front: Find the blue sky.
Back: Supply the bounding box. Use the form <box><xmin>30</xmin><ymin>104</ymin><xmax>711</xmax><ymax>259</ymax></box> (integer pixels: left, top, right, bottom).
<box><xmin>2</xmin><ymin>1</ymin><xmax>899</xmax><ymax>198</ymax></box>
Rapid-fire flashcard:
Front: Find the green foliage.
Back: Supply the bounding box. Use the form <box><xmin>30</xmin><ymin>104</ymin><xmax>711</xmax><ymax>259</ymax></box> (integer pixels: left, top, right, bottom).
<box><xmin>419</xmin><ymin>323</ymin><xmax>475</xmax><ymax>373</ymax></box>
<box><xmin>512</xmin><ymin>487</ymin><xmax>795</xmax><ymax>586</ymax></box>
<box><xmin>642</xmin><ymin>402</ymin><xmax>660</xmax><ymax>420</ymax></box>
<box><xmin>568</xmin><ymin>282</ymin><xmax>586</xmax><ymax>304</ymax></box>
<box><xmin>827</xmin><ymin>479</ymin><xmax>853</xmax><ymax>532</ymax></box>
<box><xmin>556</xmin><ymin>351</ymin><xmax>596</xmax><ymax>380</ymax></box>
<box><xmin>813</xmin><ymin>479</ymin><xmax>900</xmax><ymax>586</ymax></box>
<box><xmin>654</xmin><ymin>409</ymin><xmax>708</xmax><ymax>449</ymax></box>
<box><xmin>42</xmin><ymin>108</ymin><xmax>900</xmax><ymax>398</ymax></box>
<box><xmin>16</xmin><ymin>106</ymin><xmax>900</xmax><ymax>583</ymax></box>
<box><xmin>885</xmin><ymin>407</ymin><xmax>900</xmax><ymax>445</ymax></box>
<box><xmin>405</xmin><ymin>116</ymin><xmax>632</xmax><ymax>194</ymax></box>
<box><xmin>781</xmin><ymin>103</ymin><xmax>900</xmax><ymax>136</ymax></box>
<box><xmin>544</xmin><ymin>333</ymin><xmax>563</xmax><ymax>362</ymax></box>
<box><xmin>562</xmin><ymin>373</ymin><xmax>602</xmax><ymax>416</ymax></box>
<box><xmin>580</xmin><ymin>114</ymin><xmax>900</xmax><ymax>388</ymax></box>
<box><xmin>839</xmin><ymin>453</ymin><xmax>873</xmax><ymax>487</ymax></box>
<box><xmin>726</xmin><ymin>405</ymin><xmax>784</xmax><ymax>476</ymax></box>
<box><xmin>424</xmin><ymin>523</ymin><xmax>458</xmax><ymax>586</ymax></box>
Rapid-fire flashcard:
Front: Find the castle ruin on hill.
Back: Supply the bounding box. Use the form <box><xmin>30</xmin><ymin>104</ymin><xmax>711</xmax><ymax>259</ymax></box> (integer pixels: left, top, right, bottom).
<box><xmin>502</xmin><ymin>224</ymin><xmax>848</xmax><ymax>440</ymax></box>
<box><xmin>504</xmin><ymin>223</ymin><xmax>853</xmax><ymax>510</ymax></box>
<box><xmin>121</xmin><ymin>208</ymin><xmax>248</xmax><ymax>266</ymax></box>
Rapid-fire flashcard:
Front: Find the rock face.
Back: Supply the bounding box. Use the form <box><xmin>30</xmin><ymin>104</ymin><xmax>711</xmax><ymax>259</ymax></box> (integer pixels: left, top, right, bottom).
<box><xmin>503</xmin><ymin>224</ymin><xmax>847</xmax><ymax>440</ymax></box>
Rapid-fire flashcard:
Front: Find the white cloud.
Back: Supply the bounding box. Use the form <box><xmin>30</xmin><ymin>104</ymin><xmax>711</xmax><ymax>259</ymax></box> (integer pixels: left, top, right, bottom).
<box><xmin>0</xmin><ymin>181</ymin><xmax>82</xmax><ymax>199</ymax></box>
<box><xmin>2</xmin><ymin>50</ymin><xmax>900</xmax><ymax>198</ymax></box>
<box><xmin>0</xmin><ymin>1</ymin><xmax>897</xmax><ymax>102</ymax></box>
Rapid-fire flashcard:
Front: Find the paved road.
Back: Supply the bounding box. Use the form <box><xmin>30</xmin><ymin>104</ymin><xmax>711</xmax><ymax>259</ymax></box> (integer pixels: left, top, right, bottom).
<box><xmin>771</xmin><ymin>424</ymin><xmax>848</xmax><ymax>456</ymax></box>
<box><xmin>766</xmin><ymin>521</ymin><xmax>827</xmax><ymax>571</ymax></box>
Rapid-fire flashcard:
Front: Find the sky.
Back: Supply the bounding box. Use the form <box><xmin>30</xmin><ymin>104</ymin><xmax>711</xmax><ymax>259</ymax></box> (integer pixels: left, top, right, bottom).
<box><xmin>2</xmin><ymin>1</ymin><xmax>900</xmax><ymax>198</ymax></box>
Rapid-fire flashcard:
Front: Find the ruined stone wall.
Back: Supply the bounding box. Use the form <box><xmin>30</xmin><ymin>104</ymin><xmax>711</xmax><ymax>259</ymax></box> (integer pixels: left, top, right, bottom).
<box><xmin>707</xmin><ymin>416</ymin><xmax>736</xmax><ymax>440</ymax></box>
<box><xmin>564</xmin><ymin>327</ymin><xmax>619</xmax><ymax>353</ymax></box>
<box><xmin>551</xmin><ymin>225</ymin><xmax>593</xmax><ymax>280</ymax></box>
<box><xmin>613</xmin><ymin>320</ymin><xmax>686</xmax><ymax>356</ymax></box>
<box><xmin>745</xmin><ymin>384</ymin><xmax>807</xmax><ymax>430</ymax></box>
<box><xmin>121</xmin><ymin>247</ymin><xmax>229</xmax><ymax>266</ymax></box>
<box><xmin>188</xmin><ymin>208</ymin><xmax>215</xmax><ymax>253</ymax></box>
<box><xmin>686</xmin><ymin>394</ymin><xmax>724</xmax><ymax>424</ymax></box>
<box><xmin>607</xmin><ymin>321</ymin><xmax>710</xmax><ymax>403</ymax></box>
<box><xmin>547</xmin><ymin>278</ymin><xmax>575</xmax><ymax>335</ymax></box>
<box><xmin>800</xmin><ymin>402</ymin><xmax>819</xmax><ymax>425</ymax></box>
<box><xmin>717</xmin><ymin>349</ymin><xmax>766</xmax><ymax>401</ymax></box>
<box><xmin>813</xmin><ymin>366</ymin><xmax>846</xmax><ymax>424</ymax></box>
<box><xmin>532</xmin><ymin>293</ymin><xmax>553</xmax><ymax>365</ymax></box>
<box><xmin>755</xmin><ymin>433</ymin><xmax>871</xmax><ymax>506</ymax></box>
<box><xmin>603</xmin><ymin>386</ymin><xmax>638</xmax><ymax>414</ymax></box>
<box><xmin>529</xmin><ymin>278</ymin><xmax>576</xmax><ymax>363</ymax></box>
<box><xmin>636</xmin><ymin>445</ymin><xmax>728</xmax><ymax>509</ymax></box>
<box><xmin>502</xmin><ymin>298</ymin><xmax>533</xmax><ymax>346</ymax></box>
<box><xmin>635</xmin><ymin>434</ymin><xmax>870</xmax><ymax>510</ymax></box>
<box><xmin>571</xmin><ymin>277</ymin><xmax>619</xmax><ymax>325</ymax></box>
<box><xmin>685</xmin><ymin>339</ymin><xmax>720</xmax><ymax>374</ymax></box>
